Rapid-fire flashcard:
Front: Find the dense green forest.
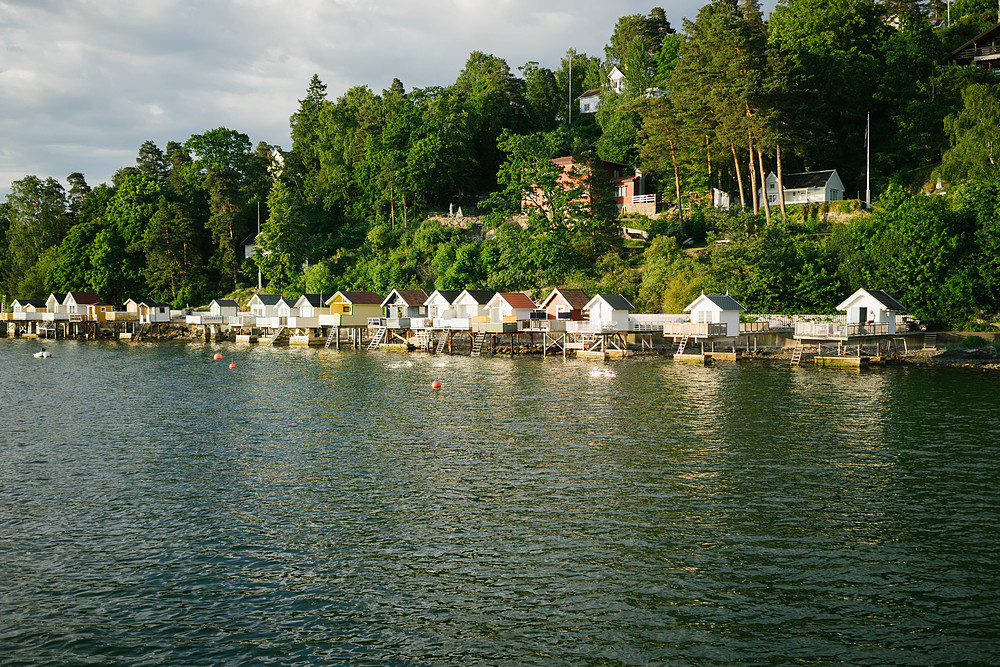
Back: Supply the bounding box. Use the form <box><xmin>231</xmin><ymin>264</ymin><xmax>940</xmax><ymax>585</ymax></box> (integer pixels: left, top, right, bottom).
<box><xmin>3</xmin><ymin>0</ymin><xmax>1000</xmax><ymax>328</ymax></box>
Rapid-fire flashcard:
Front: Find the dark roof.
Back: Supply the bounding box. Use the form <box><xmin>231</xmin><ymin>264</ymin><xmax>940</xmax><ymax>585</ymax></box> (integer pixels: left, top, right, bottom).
<box><xmin>241</xmin><ymin>232</ymin><xmax>260</xmax><ymax>246</ymax></box>
<box><xmin>594</xmin><ymin>294</ymin><xmax>635</xmax><ymax>311</ymax></box>
<box><xmin>49</xmin><ymin>292</ymin><xmax>67</xmax><ymax>303</ymax></box>
<box><xmin>781</xmin><ymin>170</ymin><xmax>837</xmax><ymax>190</ymax></box>
<box><xmin>386</xmin><ymin>289</ymin><xmax>429</xmax><ymax>306</ymax></box>
<box><xmin>702</xmin><ymin>294</ymin><xmax>745</xmax><ymax>311</ymax></box>
<box><xmin>333</xmin><ymin>291</ymin><xmax>383</xmax><ymax>305</ymax></box>
<box><xmin>578</xmin><ymin>88</ymin><xmax>601</xmax><ymax>99</ymax></box>
<box><xmin>211</xmin><ymin>299</ymin><xmax>239</xmax><ymax>307</ymax></box>
<box><xmin>68</xmin><ymin>291</ymin><xmax>102</xmax><ymax>305</ymax></box>
<box><xmin>140</xmin><ymin>300</ymin><xmax>172</xmax><ymax>308</ymax></box>
<box><xmin>296</xmin><ymin>294</ymin><xmax>325</xmax><ymax>308</ymax></box>
<box><xmin>543</xmin><ymin>288</ymin><xmax>590</xmax><ymax>310</ymax></box>
<box><xmin>461</xmin><ymin>289</ymin><xmax>495</xmax><ymax>305</ymax></box>
<box><xmin>427</xmin><ymin>290</ymin><xmax>463</xmax><ymax>304</ymax></box>
<box><xmin>253</xmin><ymin>294</ymin><xmax>284</xmax><ymax>306</ymax></box>
<box><xmin>866</xmin><ymin>290</ymin><xmax>907</xmax><ymax>312</ymax></box>
<box><xmin>12</xmin><ymin>298</ymin><xmax>46</xmax><ymax>307</ymax></box>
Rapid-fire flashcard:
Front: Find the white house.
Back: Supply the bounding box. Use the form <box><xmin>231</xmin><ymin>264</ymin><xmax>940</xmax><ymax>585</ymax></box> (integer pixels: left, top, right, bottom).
<box><xmin>424</xmin><ymin>290</ymin><xmax>463</xmax><ymax>323</ymax></box>
<box><xmin>684</xmin><ymin>293</ymin><xmax>745</xmax><ymax>337</ymax></box>
<box><xmin>137</xmin><ymin>300</ymin><xmax>171</xmax><ymax>323</ymax></box>
<box><xmin>485</xmin><ymin>292</ymin><xmax>536</xmax><ymax>324</ymax></box>
<box><xmin>293</xmin><ymin>294</ymin><xmax>325</xmax><ymax>318</ymax></box>
<box><xmin>608</xmin><ymin>65</ymin><xmax>626</xmax><ymax>94</ymax></box>
<box><xmin>583</xmin><ymin>294</ymin><xmax>634</xmax><ymax>332</ymax></box>
<box><xmin>578</xmin><ymin>88</ymin><xmax>601</xmax><ymax>114</ymax></box>
<box><xmin>45</xmin><ymin>293</ymin><xmax>68</xmax><ymax>314</ymax></box>
<box><xmin>248</xmin><ymin>294</ymin><xmax>293</xmax><ymax>318</ymax></box>
<box><xmin>837</xmin><ymin>289</ymin><xmax>906</xmax><ymax>335</ymax></box>
<box><xmin>451</xmin><ymin>290</ymin><xmax>495</xmax><ymax>320</ymax></box>
<box><xmin>11</xmin><ymin>299</ymin><xmax>46</xmax><ymax>313</ymax></box>
<box><xmin>210</xmin><ymin>299</ymin><xmax>239</xmax><ymax>319</ymax></box>
<box><xmin>759</xmin><ymin>170</ymin><xmax>846</xmax><ymax>206</ymax></box>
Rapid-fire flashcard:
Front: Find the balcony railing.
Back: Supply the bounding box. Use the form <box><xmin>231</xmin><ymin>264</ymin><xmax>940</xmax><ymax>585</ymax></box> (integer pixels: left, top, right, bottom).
<box><xmin>794</xmin><ymin>321</ymin><xmax>891</xmax><ymax>338</ymax></box>
<box><xmin>662</xmin><ymin>322</ymin><xmax>729</xmax><ymax>336</ymax></box>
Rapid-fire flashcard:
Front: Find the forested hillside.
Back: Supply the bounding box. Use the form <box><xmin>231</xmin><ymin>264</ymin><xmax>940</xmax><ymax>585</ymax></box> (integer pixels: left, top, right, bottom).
<box><xmin>3</xmin><ymin>0</ymin><xmax>1000</xmax><ymax>328</ymax></box>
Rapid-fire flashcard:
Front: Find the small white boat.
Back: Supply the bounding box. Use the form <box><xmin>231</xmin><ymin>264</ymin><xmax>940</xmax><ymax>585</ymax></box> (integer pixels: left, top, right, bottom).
<box><xmin>33</xmin><ymin>349</ymin><xmax>52</xmax><ymax>358</ymax></box>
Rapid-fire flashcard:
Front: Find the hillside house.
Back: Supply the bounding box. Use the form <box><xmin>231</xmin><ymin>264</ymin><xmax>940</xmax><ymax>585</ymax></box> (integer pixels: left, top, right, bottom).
<box><xmin>759</xmin><ymin>170</ymin><xmax>846</xmax><ymax>206</ymax></box>
<box><xmin>948</xmin><ymin>23</ymin><xmax>1000</xmax><ymax>74</ymax></box>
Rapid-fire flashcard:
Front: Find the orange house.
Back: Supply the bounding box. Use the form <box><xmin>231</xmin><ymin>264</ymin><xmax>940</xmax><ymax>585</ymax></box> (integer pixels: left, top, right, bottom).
<box><xmin>547</xmin><ymin>156</ymin><xmax>653</xmax><ymax>214</ymax></box>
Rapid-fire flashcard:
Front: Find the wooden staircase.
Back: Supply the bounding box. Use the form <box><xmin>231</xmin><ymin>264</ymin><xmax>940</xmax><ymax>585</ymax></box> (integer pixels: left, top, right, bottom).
<box><xmin>436</xmin><ymin>330</ymin><xmax>449</xmax><ymax>354</ymax></box>
<box><xmin>470</xmin><ymin>332</ymin><xmax>487</xmax><ymax>357</ymax></box>
<box><xmin>923</xmin><ymin>333</ymin><xmax>937</xmax><ymax>350</ymax></box>
<box><xmin>367</xmin><ymin>326</ymin><xmax>387</xmax><ymax>351</ymax></box>
<box><xmin>674</xmin><ymin>335</ymin><xmax>689</xmax><ymax>356</ymax></box>
<box><xmin>790</xmin><ymin>341</ymin><xmax>805</xmax><ymax>366</ymax></box>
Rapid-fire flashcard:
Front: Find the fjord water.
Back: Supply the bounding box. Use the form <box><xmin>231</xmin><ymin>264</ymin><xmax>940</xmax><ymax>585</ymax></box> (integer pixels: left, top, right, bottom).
<box><xmin>1</xmin><ymin>339</ymin><xmax>998</xmax><ymax>665</ymax></box>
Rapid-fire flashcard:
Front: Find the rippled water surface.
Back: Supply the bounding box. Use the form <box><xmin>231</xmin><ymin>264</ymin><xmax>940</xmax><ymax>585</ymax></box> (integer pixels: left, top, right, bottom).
<box><xmin>1</xmin><ymin>338</ymin><xmax>998</xmax><ymax>665</ymax></box>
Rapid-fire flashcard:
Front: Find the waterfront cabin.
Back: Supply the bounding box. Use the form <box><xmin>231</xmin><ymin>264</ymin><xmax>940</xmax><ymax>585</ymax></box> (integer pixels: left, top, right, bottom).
<box><xmin>582</xmin><ymin>294</ymin><xmax>634</xmax><ymax>332</ymax></box>
<box><xmin>837</xmin><ymin>289</ymin><xmax>906</xmax><ymax>335</ymax></box>
<box><xmin>137</xmin><ymin>300</ymin><xmax>171</xmax><ymax>324</ymax></box>
<box><xmin>64</xmin><ymin>292</ymin><xmax>111</xmax><ymax>322</ymax></box>
<box><xmin>321</xmin><ymin>291</ymin><xmax>383</xmax><ymax>327</ymax></box>
<box><xmin>210</xmin><ymin>299</ymin><xmax>239</xmax><ymax>319</ymax></box>
<box><xmin>11</xmin><ymin>298</ymin><xmax>47</xmax><ymax>313</ymax></box>
<box><xmin>424</xmin><ymin>290</ymin><xmax>463</xmax><ymax>325</ymax></box>
<box><xmin>293</xmin><ymin>294</ymin><xmax>326</xmax><ymax>319</ymax></box>
<box><xmin>45</xmin><ymin>293</ymin><xmax>68</xmax><ymax>314</ymax></box>
<box><xmin>452</xmin><ymin>290</ymin><xmax>495</xmax><ymax>320</ymax></box>
<box><xmin>247</xmin><ymin>294</ymin><xmax>293</xmax><ymax>319</ymax></box>
<box><xmin>539</xmin><ymin>288</ymin><xmax>589</xmax><ymax>321</ymax></box>
<box><xmin>683</xmin><ymin>293</ymin><xmax>745</xmax><ymax>338</ymax></box>
<box><xmin>485</xmin><ymin>292</ymin><xmax>536</xmax><ymax>325</ymax></box>
<box><xmin>381</xmin><ymin>289</ymin><xmax>428</xmax><ymax>328</ymax></box>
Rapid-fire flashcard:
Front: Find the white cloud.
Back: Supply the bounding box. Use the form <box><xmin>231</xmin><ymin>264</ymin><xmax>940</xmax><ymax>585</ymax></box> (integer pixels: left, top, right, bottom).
<box><xmin>0</xmin><ymin>0</ymin><xmax>775</xmax><ymax>197</ymax></box>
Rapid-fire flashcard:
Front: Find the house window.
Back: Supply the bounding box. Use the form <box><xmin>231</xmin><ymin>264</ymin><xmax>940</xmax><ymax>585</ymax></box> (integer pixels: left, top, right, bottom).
<box><xmin>830</xmin><ymin>189</ymin><xmax>839</xmax><ymax>200</ymax></box>
<box><xmin>769</xmin><ymin>183</ymin><xmax>775</xmax><ymax>189</ymax></box>
<box><xmin>342</xmin><ymin>305</ymin><xmax>351</xmax><ymax>314</ymax></box>
<box><xmin>616</xmin><ymin>185</ymin><xmax>627</xmax><ymax>198</ymax></box>
<box><xmin>768</xmin><ymin>194</ymin><xmax>777</xmax><ymax>203</ymax></box>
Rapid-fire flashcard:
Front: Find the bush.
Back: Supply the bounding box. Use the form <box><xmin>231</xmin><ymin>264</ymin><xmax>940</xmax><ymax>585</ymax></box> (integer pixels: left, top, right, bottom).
<box><xmin>961</xmin><ymin>335</ymin><xmax>989</xmax><ymax>349</ymax></box>
<box><xmin>962</xmin><ymin>320</ymin><xmax>998</xmax><ymax>332</ymax></box>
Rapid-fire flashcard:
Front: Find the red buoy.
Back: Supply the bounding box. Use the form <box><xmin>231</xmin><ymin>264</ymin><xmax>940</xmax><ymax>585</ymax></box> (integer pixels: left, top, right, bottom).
<box><xmin>214</xmin><ymin>353</ymin><xmax>223</xmax><ymax>360</ymax></box>
<box><xmin>229</xmin><ymin>363</ymin><xmax>236</xmax><ymax>370</ymax></box>
<box><xmin>431</xmin><ymin>380</ymin><xmax>442</xmax><ymax>389</ymax></box>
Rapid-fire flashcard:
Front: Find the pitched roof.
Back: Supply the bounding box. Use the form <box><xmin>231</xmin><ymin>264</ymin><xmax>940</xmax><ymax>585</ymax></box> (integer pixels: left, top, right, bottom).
<box><xmin>241</xmin><ymin>232</ymin><xmax>260</xmax><ymax>246</ymax></box>
<box><xmin>211</xmin><ymin>299</ymin><xmax>239</xmax><ymax>307</ymax></box>
<box><xmin>295</xmin><ymin>294</ymin><xmax>325</xmax><ymax>308</ymax></box>
<box><xmin>578</xmin><ymin>88</ymin><xmax>601</xmax><ymax>99</ymax></box>
<box><xmin>385</xmin><ymin>289</ymin><xmax>429</xmax><ymax>307</ymax></box>
<box><xmin>496</xmin><ymin>292</ymin><xmax>536</xmax><ymax>309</ymax></box>
<box><xmin>426</xmin><ymin>289</ymin><xmax>463</xmax><ymax>305</ymax></box>
<box><xmin>837</xmin><ymin>289</ymin><xmax>907</xmax><ymax>313</ymax></box>
<box><xmin>780</xmin><ymin>170</ymin><xmax>837</xmax><ymax>190</ymax></box>
<box><xmin>251</xmin><ymin>294</ymin><xmax>285</xmax><ymax>306</ymax></box>
<box><xmin>139</xmin><ymin>300</ymin><xmax>171</xmax><ymax>308</ymax></box>
<box><xmin>590</xmin><ymin>294</ymin><xmax>635</xmax><ymax>311</ymax></box>
<box><xmin>12</xmin><ymin>298</ymin><xmax>46</xmax><ymax>307</ymax></box>
<box><xmin>329</xmin><ymin>291</ymin><xmax>383</xmax><ymax>305</ymax></box>
<box><xmin>48</xmin><ymin>292</ymin><xmax>67</xmax><ymax>304</ymax></box>
<box><xmin>461</xmin><ymin>289</ymin><xmax>496</xmax><ymax>305</ymax></box>
<box><xmin>687</xmin><ymin>294</ymin><xmax>745</xmax><ymax>312</ymax></box>
<box><xmin>67</xmin><ymin>291</ymin><xmax>102</xmax><ymax>305</ymax></box>
<box><xmin>542</xmin><ymin>288</ymin><xmax>590</xmax><ymax>310</ymax></box>
<box><xmin>948</xmin><ymin>22</ymin><xmax>1000</xmax><ymax>60</ymax></box>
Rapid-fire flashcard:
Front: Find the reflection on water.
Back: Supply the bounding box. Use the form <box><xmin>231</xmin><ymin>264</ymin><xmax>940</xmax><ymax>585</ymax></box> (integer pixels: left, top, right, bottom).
<box><xmin>1</xmin><ymin>339</ymin><xmax>998</xmax><ymax>665</ymax></box>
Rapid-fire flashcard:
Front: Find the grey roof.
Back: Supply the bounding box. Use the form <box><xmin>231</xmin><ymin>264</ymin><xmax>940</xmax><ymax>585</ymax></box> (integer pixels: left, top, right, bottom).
<box><xmin>596</xmin><ymin>294</ymin><xmax>635</xmax><ymax>311</ymax></box>
<box><xmin>462</xmin><ymin>289</ymin><xmax>496</xmax><ymax>305</ymax></box>
<box><xmin>781</xmin><ymin>170</ymin><xmax>837</xmax><ymax>189</ymax></box>
<box><xmin>253</xmin><ymin>294</ymin><xmax>288</xmax><ymax>306</ymax></box>
<box><xmin>140</xmin><ymin>300</ymin><xmax>172</xmax><ymax>308</ymax></box>
<box><xmin>12</xmin><ymin>298</ymin><xmax>46</xmax><ymax>307</ymax></box>
<box><xmin>211</xmin><ymin>299</ymin><xmax>239</xmax><ymax>307</ymax></box>
<box><xmin>866</xmin><ymin>290</ymin><xmax>907</xmax><ymax>312</ymax></box>
<box><xmin>702</xmin><ymin>294</ymin><xmax>745</xmax><ymax>311</ymax></box>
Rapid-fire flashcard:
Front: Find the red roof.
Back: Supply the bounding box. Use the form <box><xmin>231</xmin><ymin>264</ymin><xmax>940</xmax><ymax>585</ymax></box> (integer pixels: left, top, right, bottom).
<box><xmin>391</xmin><ymin>289</ymin><xmax>429</xmax><ymax>306</ymax></box>
<box><xmin>542</xmin><ymin>288</ymin><xmax>589</xmax><ymax>310</ymax></box>
<box><xmin>68</xmin><ymin>291</ymin><xmax>102</xmax><ymax>305</ymax></box>
<box><xmin>336</xmin><ymin>291</ymin><xmax>383</xmax><ymax>305</ymax></box>
<box><xmin>498</xmin><ymin>292</ymin><xmax>536</xmax><ymax>309</ymax></box>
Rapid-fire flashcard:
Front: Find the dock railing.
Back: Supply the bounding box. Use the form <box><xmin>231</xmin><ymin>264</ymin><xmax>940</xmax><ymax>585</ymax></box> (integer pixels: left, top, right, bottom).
<box><xmin>629</xmin><ymin>313</ymin><xmax>685</xmax><ymax>332</ymax></box>
<box><xmin>662</xmin><ymin>322</ymin><xmax>728</xmax><ymax>337</ymax></box>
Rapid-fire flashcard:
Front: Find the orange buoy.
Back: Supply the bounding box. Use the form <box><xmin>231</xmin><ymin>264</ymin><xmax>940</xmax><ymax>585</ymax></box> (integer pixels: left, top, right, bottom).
<box><xmin>431</xmin><ymin>380</ymin><xmax>442</xmax><ymax>389</ymax></box>
<box><xmin>214</xmin><ymin>353</ymin><xmax>223</xmax><ymax>360</ymax></box>
<box><xmin>229</xmin><ymin>362</ymin><xmax>236</xmax><ymax>369</ymax></box>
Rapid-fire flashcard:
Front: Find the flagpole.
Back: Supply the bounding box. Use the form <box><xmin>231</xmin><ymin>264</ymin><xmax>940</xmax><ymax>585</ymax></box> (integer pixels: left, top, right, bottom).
<box><xmin>865</xmin><ymin>112</ymin><xmax>871</xmax><ymax>210</ymax></box>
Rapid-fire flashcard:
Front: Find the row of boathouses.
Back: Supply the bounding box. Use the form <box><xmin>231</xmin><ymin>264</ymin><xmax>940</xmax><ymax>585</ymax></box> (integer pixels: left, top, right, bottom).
<box><xmin>4</xmin><ymin>287</ymin><xmax>920</xmax><ymax>364</ymax></box>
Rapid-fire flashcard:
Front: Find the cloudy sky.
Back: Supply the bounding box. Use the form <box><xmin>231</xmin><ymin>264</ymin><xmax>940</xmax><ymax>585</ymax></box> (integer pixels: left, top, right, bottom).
<box><xmin>0</xmin><ymin>0</ymin><xmax>776</xmax><ymax>198</ymax></box>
